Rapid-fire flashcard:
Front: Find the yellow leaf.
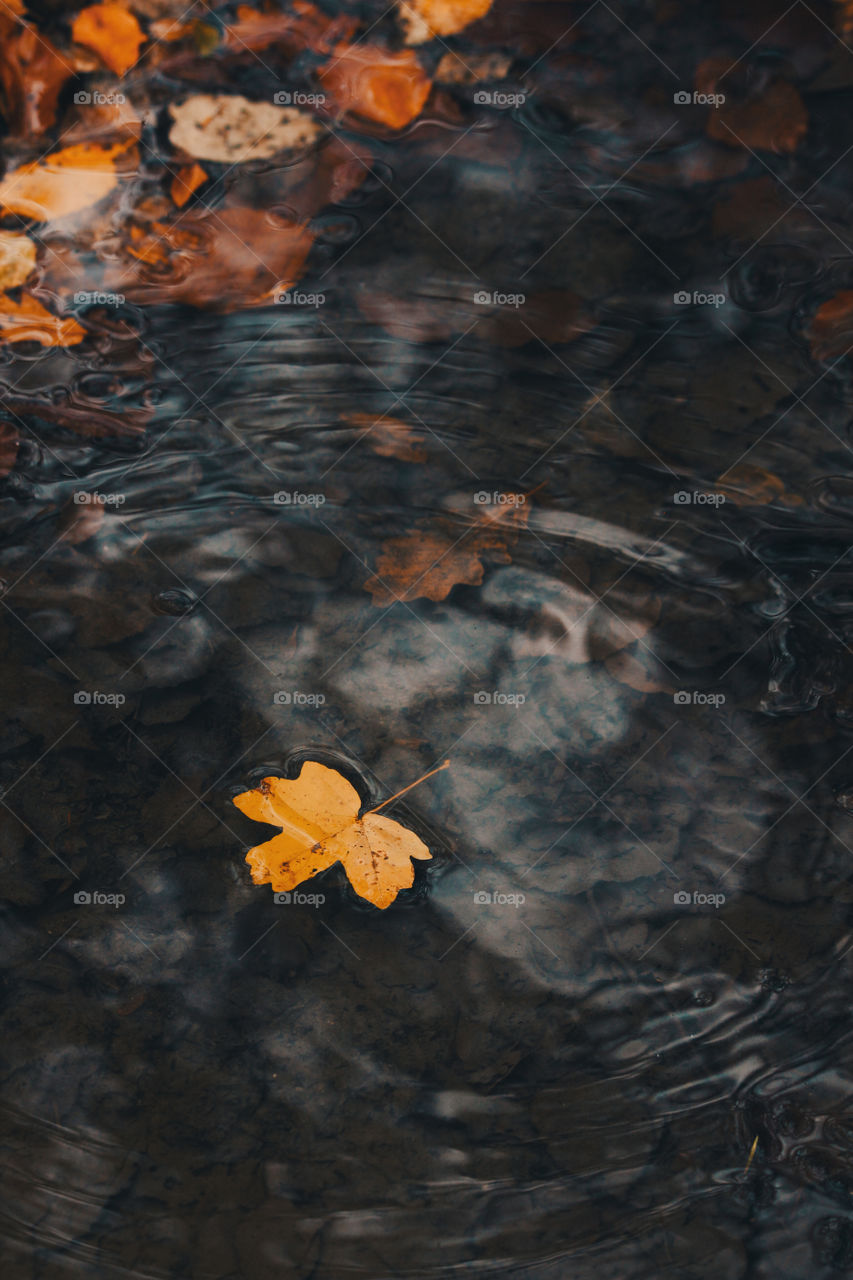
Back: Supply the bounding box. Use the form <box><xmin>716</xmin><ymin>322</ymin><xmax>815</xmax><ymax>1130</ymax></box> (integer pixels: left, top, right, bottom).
<box><xmin>0</xmin><ymin>292</ymin><xmax>85</xmax><ymax>346</ymax></box>
<box><xmin>0</xmin><ymin>141</ymin><xmax>133</xmax><ymax>221</ymax></box>
<box><xmin>71</xmin><ymin>4</ymin><xmax>145</xmax><ymax>76</ymax></box>
<box><xmin>0</xmin><ymin>231</ymin><xmax>37</xmax><ymax>290</ymax></box>
<box><xmin>233</xmin><ymin>760</ymin><xmax>447</xmax><ymax>908</ymax></box>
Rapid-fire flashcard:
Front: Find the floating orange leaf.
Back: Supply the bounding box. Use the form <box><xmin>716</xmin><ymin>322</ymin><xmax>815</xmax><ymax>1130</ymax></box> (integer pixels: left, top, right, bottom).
<box><xmin>319</xmin><ymin>44</ymin><xmax>431</xmax><ymax>128</ymax></box>
<box><xmin>71</xmin><ymin>4</ymin><xmax>145</xmax><ymax>76</ymax></box>
<box><xmin>366</xmin><ymin>496</ymin><xmax>530</xmax><ymax>604</ymax></box>
<box><xmin>225</xmin><ymin>1</ymin><xmax>357</xmax><ymax>53</ymax></box>
<box><xmin>0</xmin><ymin>140</ymin><xmax>134</xmax><ymax>221</ymax></box>
<box><xmin>0</xmin><ymin>292</ymin><xmax>85</xmax><ymax>346</ymax></box>
<box><xmin>233</xmin><ymin>760</ymin><xmax>447</xmax><ymax>908</ymax></box>
<box><xmin>399</xmin><ymin>0</ymin><xmax>493</xmax><ymax>44</ymax></box>
<box><xmin>170</xmin><ymin>161</ymin><xmax>207</xmax><ymax>207</ymax></box>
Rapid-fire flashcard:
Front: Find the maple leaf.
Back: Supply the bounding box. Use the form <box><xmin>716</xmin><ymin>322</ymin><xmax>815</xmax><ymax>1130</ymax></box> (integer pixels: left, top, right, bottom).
<box><xmin>365</xmin><ymin>494</ymin><xmax>532</xmax><ymax>605</ymax></box>
<box><xmin>233</xmin><ymin>760</ymin><xmax>447</xmax><ymax>909</ymax></box>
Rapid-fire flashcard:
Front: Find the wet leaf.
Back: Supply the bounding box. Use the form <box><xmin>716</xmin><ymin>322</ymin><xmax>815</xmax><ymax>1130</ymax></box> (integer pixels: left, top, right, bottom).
<box><xmin>0</xmin><ymin>421</ymin><xmax>19</xmax><ymax>477</ymax></box>
<box><xmin>71</xmin><ymin>4</ymin><xmax>145</xmax><ymax>76</ymax></box>
<box><xmin>809</xmin><ymin>291</ymin><xmax>853</xmax><ymax>360</ymax></box>
<box><xmin>0</xmin><ymin>140</ymin><xmax>135</xmax><ymax>221</ymax></box>
<box><xmin>56</xmin><ymin>495</ymin><xmax>106</xmax><ymax>544</ymax></box>
<box><xmin>0</xmin><ymin>231</ymin><xmax>37</xmax><ymax>290</ymax></box>
<box><xmin>344</xmin><ymin>412</ymin><xmax>428</xmax><ymax>462</ymax></box>
<box><xmin>399</xmin><ymin>0</ymin><xmax>493</xmax><ymax>45</ymax></box>
<box><xmin>319</xmin><ymin>43</ymin><xmax>432</xmax><ymax>128</ymax></box>
<box><xmin>170</xmin><ymin>161</ymin><xmax>208</xmax><ymax>207</ymax></box>
<box><xmin>224</xmin><ymin>1</ymin><xmax>357</xmax><ymax>55</ymax></box>
<box><xmin>0</xmin><ymin>14</ymin><xmax>73</xmax><ymax>136</ymax></box>
<box><xmin>168</xmin><ymin>93</ymin><xmax>323</xmax><ymax>163</ymax></box>
<box><xmin>0</xmin><ymin>292</ymin><xmax>86</xmax><ymax>346</ymax></box>
<box><xmin>366</xmin><ymin>497</ymin><xmax>530</xmax><ymax>604</ymax></box>
<box><xmin>715</xmin><ymin>463</ymin><xmax>803</xmax><ymax>507</ymax></box>
<box><xmin>696</xmin><ymin>58</ymin><xmax>807</xmax><ymax>153</ymax></box>
<box><xmin>233</xmin><ymin>760</ymin><xmax>442</xmax><ymax>908</ymax></box>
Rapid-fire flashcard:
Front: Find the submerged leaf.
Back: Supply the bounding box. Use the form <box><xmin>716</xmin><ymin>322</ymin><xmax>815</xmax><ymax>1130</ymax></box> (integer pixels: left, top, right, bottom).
<box><xmin>233</xmin><ymin>760</ymin><xmax>440</xmax><ymax>908</ymax></box>
<box><xmin>319</xmin><ymin>43</ymin><xmax>431</xmax><ymax>128</ymax></box>
<box><xmin>399</xmin><ymin>0</ymin><xmax>493</xmax><ymax>45</ymax></box>
<box><xmin>0</xmin><ymin>231</ymin><xmax>37</xmax><ymax>290</ymax></box>
<box><xmin>71</xmin><ymin>4</ymin><xmax>145</xmax><ymax>76</ymax></box>
<box><xmin>0</xmin><ymin>141</ymin><xmax>134</xmax><ymax>221</ymax></box>
<box><xmin>168</xmin><ymin>93</ymin><xmax>323</xmax><ymax>163</ymax></box>
<box><xmin>0</xmin><ymin>292</ymin><xmax>85</xmax><ymax>346</ymax></box>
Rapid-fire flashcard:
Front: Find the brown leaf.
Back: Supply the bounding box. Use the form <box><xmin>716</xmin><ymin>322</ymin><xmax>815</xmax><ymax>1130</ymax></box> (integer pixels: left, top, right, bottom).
<box><xmin>170</xmin><ymin>161</ymin><xmax>208</xmax><ymax>207</ymax></box>
<box><xmin>344</xmin><ymin>412</ymin><xmax>428</xmax><ymax>462</ymax></box>
<box><xmin>696</xmin><ymin>58</ymin><xmax>807</xmax><ymax>153</ymax></box>
<box><xmin>0</xmin><ymin>13</ymin><xmax>73</xmax><ymax>136</ymax></box>
<box><xmin>809</xmin><ymin>291</ymin><xmax>853</xmax><ymax>360</ymax></box>
<box><xmin>0</xmin><ymin>421</ymin><xmax>19</xmax><ymax>477</ymax></box>
<box><xmin>0</xmin><ymin>231</ymin><xmax>37</xmax><ymax>290</ymax></box>
<box><xmin>168</xmin><ymin>94</ymin><xmax>323</xmax><ymax>163</ymax></box>
<box><xmin>365</xmin><ymin>497</ymin><xmax>530</xmax><ymax>604</ymax></box>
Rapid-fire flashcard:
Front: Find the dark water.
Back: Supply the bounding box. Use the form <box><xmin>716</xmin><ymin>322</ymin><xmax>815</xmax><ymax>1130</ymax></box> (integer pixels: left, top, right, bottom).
<box><xmin>5</xmin><ymin>1</ymin><xmax>853</xmax><ymax>1276</ymax></box>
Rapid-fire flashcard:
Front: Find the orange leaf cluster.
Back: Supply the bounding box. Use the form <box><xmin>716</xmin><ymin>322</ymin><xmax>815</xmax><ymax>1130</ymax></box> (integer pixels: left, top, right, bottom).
<box><xmin>0</xmin><ymin>8</ymin><xmax>72</xmax><ymax>135</ymax></box>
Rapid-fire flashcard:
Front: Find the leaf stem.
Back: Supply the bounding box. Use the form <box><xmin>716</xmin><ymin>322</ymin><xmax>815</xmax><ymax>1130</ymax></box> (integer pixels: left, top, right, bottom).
<box><xmin>365</xmin><ymin>759</ymin><xmax>450</xmax><ymax>816</ymax></box>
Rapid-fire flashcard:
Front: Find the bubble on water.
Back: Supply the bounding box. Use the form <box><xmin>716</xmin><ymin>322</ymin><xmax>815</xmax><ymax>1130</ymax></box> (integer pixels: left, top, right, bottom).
<box><xmin>152</xmin><ymin>588</ymin><xmax>196</xmax><ymax>616</ymax></box>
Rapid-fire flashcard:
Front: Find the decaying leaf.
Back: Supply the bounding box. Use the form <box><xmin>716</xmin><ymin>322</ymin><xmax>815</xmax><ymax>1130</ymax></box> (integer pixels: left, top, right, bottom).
<box><xmin>170</xmin><ymin>161</ymin><xmax>207</xmax><ymax>207</ymax></box>
<box><xmin>168</xmin><ymin>93</ymin><xmax>323</xmax><ymax>163</ymax></box>
<box><xmin>223</xmin><ymin>1</ymin><xmax>358</xmax><ymax>55</ymax></box>
<box><xmin>0</xmin><ymin>231</ymin><xmax>37</xmax><ymax>290</ymax></box>
<box><xmin>0</xmin><ymin>13</ymin><xmax>73</xmax><ymax>135</ymax></box>
<box><xmin>72</xmin><ymin>4</ymin><xmax>145</xmax><ymax>76</ymax></box>
<box><xmin>435</xmin><ymin>49</ymin><xmax>512</xmax><ymax>84</ymax></box>
<box><xmin>0</xmin><ymin>141</ymin><xmax>134</xmax><ymax>221</ymax></box>
<box><xmin>0</xmin><ymin>292</ymin><xmax>86</xmax><ymax>346</ymax></box>
<box><xmin>0</xmin><ymin>422</ymin><xmax>19</xmax><ymax>477</ymax></box>
<box><xmin>715</xmin><ymin>463</ymin><xmax>802</xmax><ymax>506</ymax></box>
<box><xmin>344</xmin><ymin>412</ymin><xmax>428</xmax><ymax>462</ymax></box>
<box><xmin>696</xmin><ymin>58</ymin><xmax>807</xmax><ymax>154</ymax></box>
<box><xmin>233</xmin><ymin>759</ymin><xmax>446</xmax><ymax>908</ymax></box>
<box><xmin>366</xmin><ymin>496</ymin><xmax>530</xmax><ymax>604</ymax></box>
<box><xmin>809</xmin><ymin>292</ymin><xmax>853</xmax><ymax>360</ymax></box>
<box><xmin>319</xmin><ymin>44</ymin><xmax>432</xmax><ymax>128</ymax></box>
<box><xmin>399</xmin><ymin>0</ymin><xmax>493</xmax><ymax>45</ymax></box>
